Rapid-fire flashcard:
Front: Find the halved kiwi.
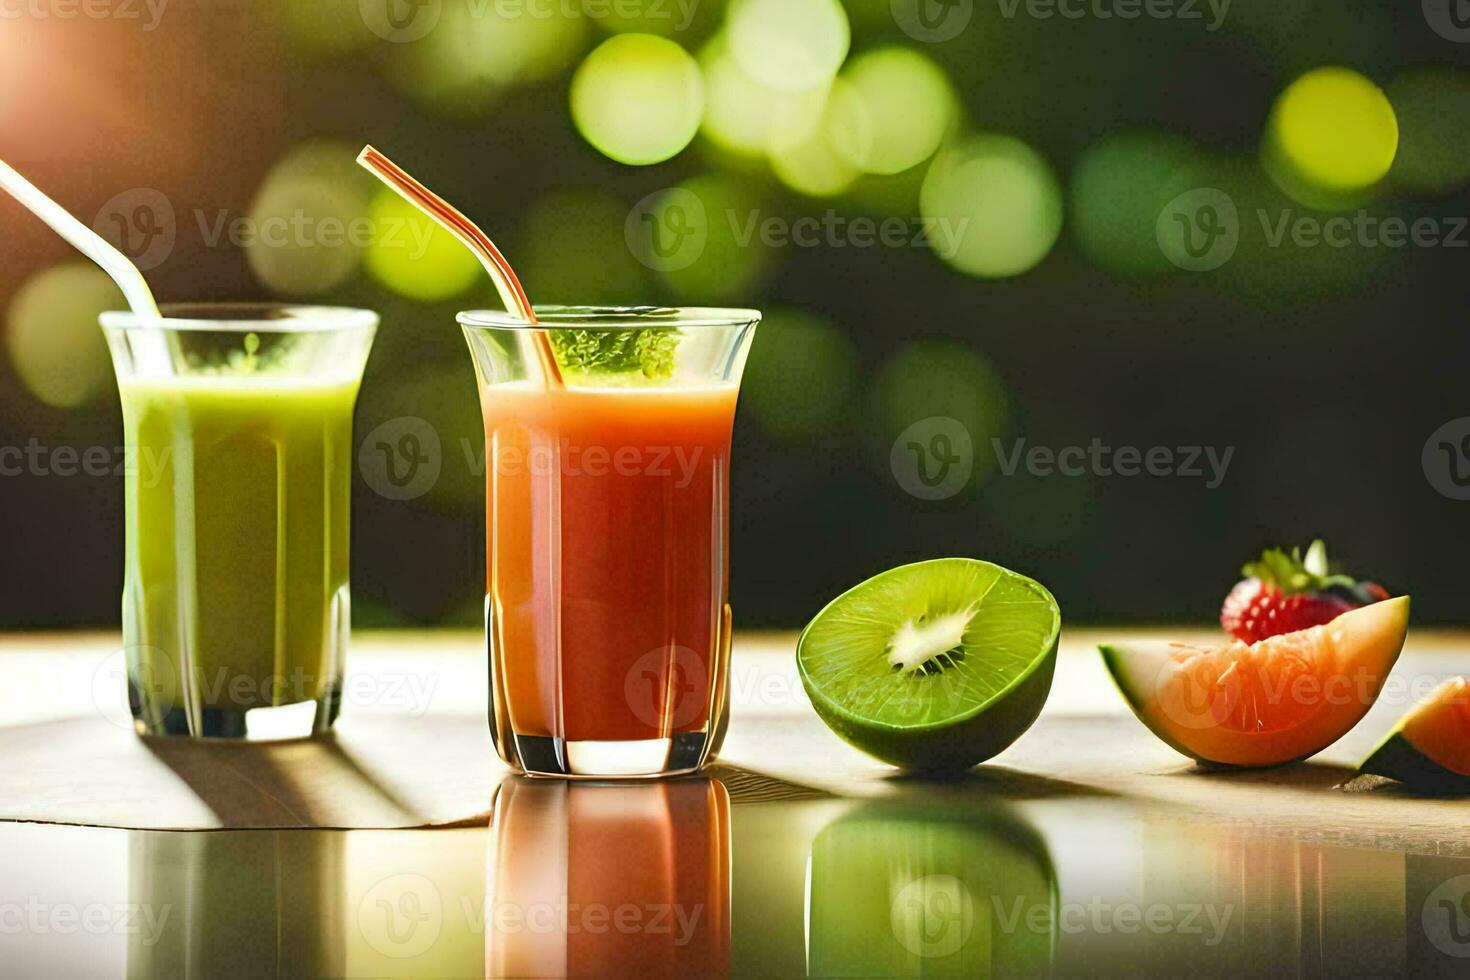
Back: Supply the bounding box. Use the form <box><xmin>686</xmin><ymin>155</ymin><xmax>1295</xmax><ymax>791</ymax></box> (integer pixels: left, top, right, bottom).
<box><xmin>796</xmin><ymin>558</ymin><xmax>1060</xmax><ymax>771</ymax></box>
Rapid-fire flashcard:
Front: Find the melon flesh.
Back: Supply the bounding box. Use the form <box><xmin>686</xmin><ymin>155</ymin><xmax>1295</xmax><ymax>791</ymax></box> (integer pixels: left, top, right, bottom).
<box><xmin>1101</xmin><ymin>596</ymin><xmax>1410</xmax><ymax>767</ymax></box>
<box><xmin>1359</xmin><ymin>676</ymin><xmax>1470</xmax><ymax>789</ymax></box>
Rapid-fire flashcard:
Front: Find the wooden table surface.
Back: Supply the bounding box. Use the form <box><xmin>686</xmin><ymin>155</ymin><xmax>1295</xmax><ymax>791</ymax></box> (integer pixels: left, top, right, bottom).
<box><xmin>0</xmin><ymin>627</ymin><xmax>1467</xmax><ymax>847</ymax></box>
<box><xmin>3</xmin><ymin>629</ymin><xmax>1469</xmax><ymax>977</ymax></box>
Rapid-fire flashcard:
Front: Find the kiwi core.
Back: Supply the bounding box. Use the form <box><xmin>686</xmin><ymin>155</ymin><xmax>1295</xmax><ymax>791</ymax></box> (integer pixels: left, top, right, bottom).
<box><xmin>886</xmin><ymin>606</ymin><xmax>976</xmax><ymax>674</ymax></box>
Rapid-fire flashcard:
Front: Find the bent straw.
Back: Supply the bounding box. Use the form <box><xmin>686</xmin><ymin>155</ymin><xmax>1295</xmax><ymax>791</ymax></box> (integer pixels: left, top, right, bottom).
<box><xmin>355</xmin><ymin>145</ymin><xmax>563</xmax><ymax>387</ymax></box>
<box><xmin>0</xmin><ymin>157</ymin><xmax>171</xmax><ymax>369</ymax></box>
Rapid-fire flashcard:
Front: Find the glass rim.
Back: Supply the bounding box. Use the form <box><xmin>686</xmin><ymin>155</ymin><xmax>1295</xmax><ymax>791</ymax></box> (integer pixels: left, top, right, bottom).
<box><xmin>457</xmin><ymin>305</ymin><xmax>761</xmax><ymax>331</ymax></box>
<box><xmin>100</xmin><ymin>302</ymin><xmax>379</xmax><ymax>334</ymax></box>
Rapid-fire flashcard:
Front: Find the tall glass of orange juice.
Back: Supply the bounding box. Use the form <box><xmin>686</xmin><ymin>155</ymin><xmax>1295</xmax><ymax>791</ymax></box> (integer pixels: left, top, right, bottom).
<box><xmin>461</xmin><ymin>306</ymin><xmax>760</xmax><ymax>778</ymax></box>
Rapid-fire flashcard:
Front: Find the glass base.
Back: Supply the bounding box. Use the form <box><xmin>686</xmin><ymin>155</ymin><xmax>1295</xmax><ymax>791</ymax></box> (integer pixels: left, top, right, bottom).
<box><xmin>502</xmin><ymin>731</ymin><xmax>716</xmax><ymax>779</ymax></box>
<box><xmin>130</xmin><ymin>679</ymin><xmax>341</xmax><ymax>741</ymax></box>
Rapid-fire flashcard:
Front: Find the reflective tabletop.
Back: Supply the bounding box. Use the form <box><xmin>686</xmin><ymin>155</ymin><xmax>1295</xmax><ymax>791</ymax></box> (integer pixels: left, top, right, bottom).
<box><xmin>2</xmin><ymin>631</ymin><xmax>1468</xmax><ymax>978</ymax></box>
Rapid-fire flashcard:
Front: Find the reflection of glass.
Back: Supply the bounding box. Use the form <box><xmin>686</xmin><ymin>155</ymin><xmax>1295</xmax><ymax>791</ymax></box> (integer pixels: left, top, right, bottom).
<box><xmin>1116</xmin><ymin>825</ymin><xmax>1407</xmax><ymax>976</ymax></box>
<box><xmin>462</xmin><ymin>307</ymin><xmax>759</xmax><ymax>778</ymax></box>
<box><xmin>127</xmin><ymin>830</ymin><xmax>345</xmax><ymax>977</ymax></box>
<box><xmin>486</xmin><ymin>776</ymin><xmax>731</xmax><ymax>976</ymax></box>
<box><xmin>101</xmin><ymin>304</ymin><xmax>377</xmax><ymax>740</ymax></box>
<box><xmin>806</xmin><ymin>802</ymin><xmax>1056</xmax><ymax>977</ymax></box>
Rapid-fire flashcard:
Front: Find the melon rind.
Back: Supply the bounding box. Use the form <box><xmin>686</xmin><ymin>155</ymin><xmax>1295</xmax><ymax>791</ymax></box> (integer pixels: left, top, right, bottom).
<box><xmin>1358</xmin><ymin>676</ymin><xmax>1470</xmax><ymax>792</ymax></box>
<box><xmin>1359</xmin><ymin>732</ymin><xmax>1470</xmax><ymax>793</ymax></box>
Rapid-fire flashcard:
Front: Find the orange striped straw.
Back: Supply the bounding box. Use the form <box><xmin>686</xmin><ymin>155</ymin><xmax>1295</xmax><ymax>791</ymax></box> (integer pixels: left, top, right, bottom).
<box><xmin>355</xmin><ymin>145</ymin><xmax>563</xmax><ymax>387</ymax></box>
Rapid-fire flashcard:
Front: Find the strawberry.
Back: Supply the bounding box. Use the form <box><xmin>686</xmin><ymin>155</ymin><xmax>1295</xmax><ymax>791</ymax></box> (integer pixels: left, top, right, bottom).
<box><xmin>1220</xmin><ymin>540</ymin><xmax>1386</xmax><ymax>644</ymax></box>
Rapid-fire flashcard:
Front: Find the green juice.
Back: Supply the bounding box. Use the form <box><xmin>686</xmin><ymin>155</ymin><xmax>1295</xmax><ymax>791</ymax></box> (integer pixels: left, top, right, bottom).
<box><xmin>120</xmin><ymin>374</ymin><xmax>360</xmax><ymax>734</ymax></box>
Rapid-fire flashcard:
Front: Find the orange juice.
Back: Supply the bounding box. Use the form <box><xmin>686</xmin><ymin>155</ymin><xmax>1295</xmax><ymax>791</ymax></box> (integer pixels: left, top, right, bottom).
<box><xmin>480</xmin><ymin>381</ymin><xmax>737</xmax><ymax>758</ymax></box>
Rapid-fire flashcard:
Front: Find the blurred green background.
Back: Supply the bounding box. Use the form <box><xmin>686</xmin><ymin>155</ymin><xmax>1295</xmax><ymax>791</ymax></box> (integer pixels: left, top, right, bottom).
<box><xmin>1</xmin><ymin>0</ymin><xmax>1467</xmax><ymax>628</ymax></box>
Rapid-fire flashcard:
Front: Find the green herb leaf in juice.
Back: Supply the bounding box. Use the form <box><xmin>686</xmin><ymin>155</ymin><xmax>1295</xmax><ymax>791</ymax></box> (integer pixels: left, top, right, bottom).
<box><xmin>186</xmin><ymin>331</ymin><xmax>290</xmax><ymax>376</ymax></box>
<box><xmin>548</xmin><ymin>328</ymin><xmax>681</xmax><ymax>380</ymax></box>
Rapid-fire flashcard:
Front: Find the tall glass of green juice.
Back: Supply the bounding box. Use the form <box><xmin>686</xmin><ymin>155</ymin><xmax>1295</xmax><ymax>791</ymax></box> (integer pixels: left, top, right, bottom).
<box><xmin>100</xmin><ymin>304</ymin><xmax>377</xmax><ymax>739</ymax></box>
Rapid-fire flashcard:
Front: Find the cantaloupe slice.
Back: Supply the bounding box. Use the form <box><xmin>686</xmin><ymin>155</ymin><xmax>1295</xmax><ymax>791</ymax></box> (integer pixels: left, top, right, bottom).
<box><xmin>1100</xmin><ymin>597</ymin><xmax>1410</xmax><ymax>767</ymax></box>
<box><xmin>1358</xmin><ymin>676</ymin><xmax>1470</xmax><ymax>792</ymax></box>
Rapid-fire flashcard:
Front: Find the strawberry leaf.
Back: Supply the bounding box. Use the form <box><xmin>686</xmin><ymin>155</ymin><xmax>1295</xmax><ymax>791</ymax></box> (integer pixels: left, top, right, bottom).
<box><xmin>1241</xmin><ymin>539</ymin><xmax>1356</xmax><ymax>595</ymax></box>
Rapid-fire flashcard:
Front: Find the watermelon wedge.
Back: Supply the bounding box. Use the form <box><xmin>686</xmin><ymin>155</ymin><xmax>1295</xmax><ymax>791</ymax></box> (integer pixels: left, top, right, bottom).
<box><xmin>1101</xmin><ymin>596</ymin><xmax>1410</xmax><ymax>767</ymax></box>
<box><xmin>1359</xmin><ymin>676</ymin><xmax>1470</xmax><ymax>792</ymax></box>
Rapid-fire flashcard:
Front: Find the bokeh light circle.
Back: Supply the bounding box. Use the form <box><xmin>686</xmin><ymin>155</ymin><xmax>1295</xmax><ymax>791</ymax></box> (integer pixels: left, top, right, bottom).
<box><xmin>519</xmin><ymin>188</ymin><xmax>651</xmax><ymax>305</ymax></box>
<box><xmin>6</xmin><ymin>263</ymin><xmax>123</xmax><ymax>409</ymax></box>
<box><xmin>363</xmin><ymin>189</ymin><xmax>481</xmax><ymax>302</ymax></box>
<box><xmin>245</xmin><ymin>178</ymin><xmax>364</xmax><ymax>297</ymax></box>
<box><xmin>726</xmin><ymin>0</ymin><xmax>850</xmax><ymax>93</ymax></box>
<box><xmin>1265</xmin><ymin>66</ymin><xmax>1398</xmax><ymax>200</ymax></box>
<box><xmin>652</xmin><ymin>175</ymin><xmax>772</xmax><ymax>301</ymax></box>
<box><xmin>699</xmin><ymin>34</ymin><xmax>828</xmax><ymax>159</ymax></box>
<box><xmin>571</xmin><ymin>33</ymin><xmax>704</xmax><ymax>166</ymax></box>
<box><xmin>384</xmin><ymin>4</ymin><xmax>587</xmax><ymax>119</ymax></box>
<box><xmin>768</xmin><ymin>78</ymin><xmax>863</xmax><ymax>198</ymax></box>
<box><xmin>919</xmin><ymin>134</ymin><xmax>1064</xmax><ymax>279</ymax></box>
<box><xmin>828</xmin><ymin>47</ymin><xmax>954</xmax><ymax>176</ymax></box>
<box><xmin>871</xmin><ymin>338</ymin><xmax>1011</xmax><ymax>487</ymax></box>
<box><xmin>742</xmin><ymin>310</ymin><xmax>861</xmax><ymax>443</ymax></box>
<box><xmin>1070</xmin><ymin>132</ymin><xmax>1211</xmax><ymax>277</ymax></box>
<box><xmin>245</xmin><ymin>139</ymin><xmax>375</xmax><ymax>296</ymax></box>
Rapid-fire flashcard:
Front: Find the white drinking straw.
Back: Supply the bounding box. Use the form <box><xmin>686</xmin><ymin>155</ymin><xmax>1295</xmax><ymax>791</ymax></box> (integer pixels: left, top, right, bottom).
<box><xmin>0</xmin><ymin>156</ymin><xmax>171</xmax><ymax>368</ymax></box>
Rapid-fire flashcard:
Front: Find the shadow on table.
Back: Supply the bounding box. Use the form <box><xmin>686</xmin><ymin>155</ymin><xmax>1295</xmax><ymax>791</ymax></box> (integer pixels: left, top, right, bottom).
<box><xmin>884</xmin><ymin>764</ymin><xmax>1118</xmax><ymax>800</ymax></box>
<box><xmin>705</xmin><ymin>763</ymin><xmax>836</xmax><ymax>804</ymax></box>
<box><xmin>1174</xmin><ymin>759</ymin><xmax>1355</xmax><ymax>791</ymax></box>
<box><xmin>0</xmin><ymin>712</ymin><xmax>497</xmax><ymax>829</ymax></box>
<box><xmin>140</xmin><ymin>730</ymin><xmax>426</xmax><ymax>826</ymax></box>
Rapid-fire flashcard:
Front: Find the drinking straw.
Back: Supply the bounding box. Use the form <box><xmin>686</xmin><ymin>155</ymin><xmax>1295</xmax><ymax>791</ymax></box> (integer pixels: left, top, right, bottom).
<box><xmin>0</xmin><ymin>156</ymin><xmax>171</xmax><ymax>369</ymax></box>
<box><xmin>355</xmin><ymin>145</ymin><xmax>564</xmax><ymax>387</ymax></box>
